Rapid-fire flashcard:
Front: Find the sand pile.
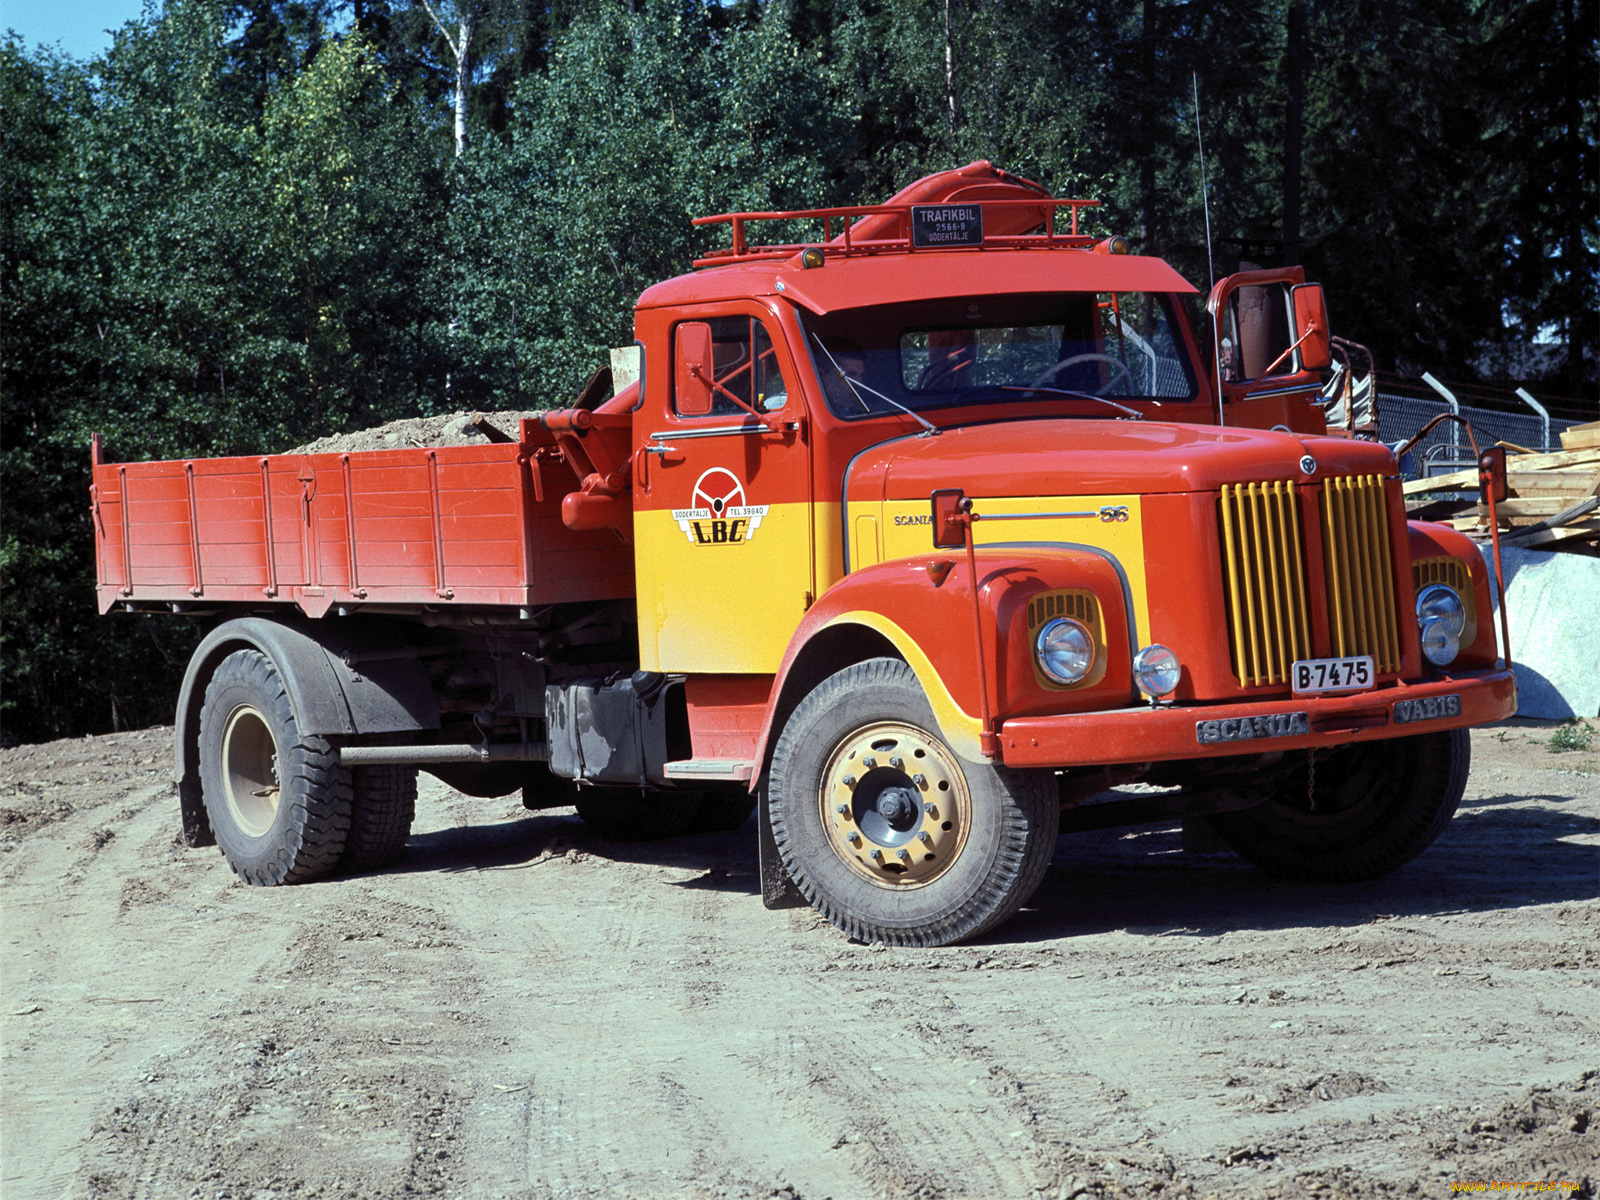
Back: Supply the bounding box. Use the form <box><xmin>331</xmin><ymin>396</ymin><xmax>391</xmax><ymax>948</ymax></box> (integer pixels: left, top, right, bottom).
<box><xmin>286</xmin><ymin>410</ymin><xmax>538</xmax><ymax>455</ymax></box>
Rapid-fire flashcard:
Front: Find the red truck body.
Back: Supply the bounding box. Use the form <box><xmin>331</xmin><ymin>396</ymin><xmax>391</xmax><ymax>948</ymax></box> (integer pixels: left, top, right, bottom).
<box><xmin>92</xmin><ymin>162</ymin><xmax>1516</xmax><ymax>946</ymax></box>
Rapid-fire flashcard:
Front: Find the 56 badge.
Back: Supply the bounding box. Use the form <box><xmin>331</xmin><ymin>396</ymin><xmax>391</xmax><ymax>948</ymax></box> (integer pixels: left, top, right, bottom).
<box><xmin>672</xmin><ymin>468</ymin><xmax>770</xmax><ymax>545</ymax></box>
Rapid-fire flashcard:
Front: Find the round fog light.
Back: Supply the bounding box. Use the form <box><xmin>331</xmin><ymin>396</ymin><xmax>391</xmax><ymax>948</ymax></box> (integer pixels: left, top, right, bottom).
<box><xmin>1036</xmin><ymin>618</ymin><xmax>1094</xmax><ymax>685</ymax></box>
<box><xmin>1133</xmin><ymin>644</ymin><xmax>1182</xmax><ymax>698</ymax></box>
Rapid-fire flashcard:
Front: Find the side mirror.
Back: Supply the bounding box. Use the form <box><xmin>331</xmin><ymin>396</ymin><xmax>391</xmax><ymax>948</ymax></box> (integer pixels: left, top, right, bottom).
<box><xmin>1291</xmin><ymin>283</ymin><xmax>1332</xmax><ymax>372</ymax></box>
<box><xmin>930</xmin><ymin>488</ymin><xmax>969</xmax><ymax>550</ymax></box>
<box><xmin>674</xmin><ymin>322</ymin><xmax>714</xmax><ymax>416</ymax></box>
<box><xmin>1479</xmin><ymin>445</ymin><xmax>1508</xmax><ymax>505</ymax></box>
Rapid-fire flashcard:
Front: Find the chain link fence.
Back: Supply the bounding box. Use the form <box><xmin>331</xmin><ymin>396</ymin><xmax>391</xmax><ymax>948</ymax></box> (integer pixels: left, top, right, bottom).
<box><xmin>1374</xmin><ymin>392</ymin><xmax>1582</xmax><ymax>481</ymax></box>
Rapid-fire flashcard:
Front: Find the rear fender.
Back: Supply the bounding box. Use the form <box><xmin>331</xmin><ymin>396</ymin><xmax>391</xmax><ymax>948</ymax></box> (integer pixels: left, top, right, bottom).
<box><xmin>173</xmin><ymin>617</ymin><xmax>440</xmax><ymax>845</ymax></box>
<box><xmin>750</xmin><ymin>548</ymin><xmax>1132</xmax><ymax>780</ymax></box>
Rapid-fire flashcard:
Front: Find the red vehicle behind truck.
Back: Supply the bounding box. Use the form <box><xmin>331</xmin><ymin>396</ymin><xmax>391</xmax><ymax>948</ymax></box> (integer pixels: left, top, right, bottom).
<box><xmin>91</xmin><ymin>163</ymin><xmax>1516</xmax><ymax>946</ymax></box>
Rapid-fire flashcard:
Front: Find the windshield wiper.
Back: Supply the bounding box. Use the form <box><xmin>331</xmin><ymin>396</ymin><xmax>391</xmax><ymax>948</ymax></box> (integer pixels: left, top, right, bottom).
<box><xmin>998</xmin><ymin>385</ymin><xmax>1148</xmax><ymax>420</ymax></box>
<box><xmin>813</xmin><ymin>335</ymin><xmax>939</xmax><ymax>437</ymax></box>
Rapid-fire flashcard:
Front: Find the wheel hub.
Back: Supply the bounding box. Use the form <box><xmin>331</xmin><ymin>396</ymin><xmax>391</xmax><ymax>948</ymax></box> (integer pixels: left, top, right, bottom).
<box><xmin>221</xmin><ymin>703</ymin><xmax>282</xmax><ymax>839</ymax></box>
<box><xmin>820</xmin><ymin>722</ymin><xmax>970</xmax><ymax>887</ymax></box>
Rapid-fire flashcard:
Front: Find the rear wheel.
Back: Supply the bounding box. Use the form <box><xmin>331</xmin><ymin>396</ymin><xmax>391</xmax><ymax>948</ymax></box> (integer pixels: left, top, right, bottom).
<box><xmin>520</xmin><ymin>763</ymin><xmax>577</xmax><ymax>811</ymax></box>
<box><xmin>574</xmin><ymin>787</ymin><xmax>702</xmax><ymax>841</ymax></box>
<box><xmin>1207</xmin><ymin>729</ymin><xmax>1469</xmax><ymax>882</ymax></box>
<box><xmin>768</xmin><ymin>658</ymin><xmax>1058</xmax><ymax>947</ymax></box>
<box><xmin>199</xmin><ymin>649</ymin><xmax>351</xmax><ymax>886</ymax></box>
<box><xmin>341</xmin><ymin>765</ymin><xmax>416</xmax><ymax>871</ymax></box>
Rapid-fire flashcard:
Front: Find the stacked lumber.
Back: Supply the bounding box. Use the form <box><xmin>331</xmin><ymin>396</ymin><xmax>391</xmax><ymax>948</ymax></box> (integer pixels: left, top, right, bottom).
<box><xmin>1403</xmin><ymin>419</ymin><xmax>1600</xmax><ymax>552</ymax></box>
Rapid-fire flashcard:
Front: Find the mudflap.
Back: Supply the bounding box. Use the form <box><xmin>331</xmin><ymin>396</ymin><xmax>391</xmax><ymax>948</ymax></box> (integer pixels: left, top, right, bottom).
<box><xmin>756</xmin><ymin>782</ymin><xmax>805</xmax><ymax>910</ymax></box>
<box><xmin>179</xmin><ymin>777</ymin><xmax>214</xmax><ymax>847</ymax></box>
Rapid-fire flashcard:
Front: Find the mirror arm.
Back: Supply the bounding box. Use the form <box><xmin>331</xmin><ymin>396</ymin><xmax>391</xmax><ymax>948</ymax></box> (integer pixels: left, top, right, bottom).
<box><xmin>1226</xmin><ymin>320</ymin><xmax>1322</xmax><ymax>403</ymax></box>
<box><xmin>691</xmin><ymin>365</ymin><xmax>782</xmax><ymax>429</ymax></box>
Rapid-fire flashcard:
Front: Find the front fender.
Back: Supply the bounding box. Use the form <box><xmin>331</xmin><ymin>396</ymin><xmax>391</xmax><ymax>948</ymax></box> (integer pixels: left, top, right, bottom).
<box><xmin>751</xmin><ymin>548</ymin><xmax>1134</xmax><ymax>775</ymax></box>
<box><xmin>1407</xmin><ymin>521</ymin><xmax>1500</xmax><ymax>670</ymax></box>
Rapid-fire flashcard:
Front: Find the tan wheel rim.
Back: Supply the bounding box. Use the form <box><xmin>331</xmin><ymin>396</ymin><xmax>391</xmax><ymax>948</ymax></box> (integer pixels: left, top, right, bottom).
<box><xmin>221</xmin><ymin>704</ymin><xmax>281</xmax><ymax>838</ymax></box>
<box><xmin>819</xmin><ymin>721</ymin><xmax>972</xmax><ymax>888</ymax></box>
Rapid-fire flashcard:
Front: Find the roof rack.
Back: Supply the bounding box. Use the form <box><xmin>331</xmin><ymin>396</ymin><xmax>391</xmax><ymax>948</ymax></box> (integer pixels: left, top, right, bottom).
<box><xmin>691</xmin><ymin>197</ymin><xmax>1103</xmax><ymax>267</ymax></box>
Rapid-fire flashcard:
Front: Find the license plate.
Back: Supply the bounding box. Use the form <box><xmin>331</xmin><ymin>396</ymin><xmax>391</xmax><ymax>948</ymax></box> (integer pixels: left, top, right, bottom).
<box><xmin>1291</xmin><ymin>655</ymin><xmax>1375</xmax><ymax>694</ymax></box>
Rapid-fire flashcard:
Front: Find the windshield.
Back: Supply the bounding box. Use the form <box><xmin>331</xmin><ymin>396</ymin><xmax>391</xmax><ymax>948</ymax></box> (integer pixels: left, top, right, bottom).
<box><xmin>802</xmin><ymin>292</ymin><xmax>1198</xmax><ymax>419</ymax></box>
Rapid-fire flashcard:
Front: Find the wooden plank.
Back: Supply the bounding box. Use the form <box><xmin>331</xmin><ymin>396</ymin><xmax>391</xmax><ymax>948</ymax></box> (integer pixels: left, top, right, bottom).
<box><xmin>1403</xmin><ymin>468</ymin><xmax>1478</xmax><ymax>494</ymax></box>
<box><xmin>1463</xmin><ymin>497</ymin><xmax>1573</xmax><ymax>519</ymax></box>
<box><xmin>1507</xmin><ymin>468</ymin><xmax>1600</xmax><ymax>500</ymax></box>
<box><xmin>1505</xmin><ymin>521</ymin><xmax>1600</xmax><ymax>549</ymax></box>
<box><xmin>1404</xmin><ymin>447</ymin><xmax>1600</xmax><ymax>495</ymax></box>
<box><xmin>1502</xmin><ymin>446</ymin><xmax>1600</xmax><ymax>470</ymax></box>
<box><xmin>1559</xmin><ymin>421</ymin><xmax>1600</xmax><ymax>452</ymax></box>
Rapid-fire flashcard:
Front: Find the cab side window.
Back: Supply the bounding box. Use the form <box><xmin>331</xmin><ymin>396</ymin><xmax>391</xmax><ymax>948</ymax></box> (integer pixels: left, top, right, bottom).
<box><xmin>673</xmin><ymin>315</ymin><xmax>791</xmax><ymax>417</ymax></box>
<box><xmin>1222</xmin><ymin>284</ymin><xmax>1293</xmax><ymax>382</ymax></box>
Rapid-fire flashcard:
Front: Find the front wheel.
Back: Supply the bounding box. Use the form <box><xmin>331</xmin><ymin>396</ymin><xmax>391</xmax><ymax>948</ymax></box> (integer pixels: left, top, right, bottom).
<box><xmin>768</xmin><ymin>658</ymin><xmax>1058</xmax><ymax>947</ymax></box>
<box><xmin>1206</xmin><ymin>729</ymin><xmax>1470</xmax><ymax>882</ymax></box>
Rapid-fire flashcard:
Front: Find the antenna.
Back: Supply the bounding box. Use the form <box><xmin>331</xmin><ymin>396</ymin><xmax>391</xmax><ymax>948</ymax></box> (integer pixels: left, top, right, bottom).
<box><xmin>1193</xmin><ymin>71</ymin><xmax>1223</xmax><ymax>426</ymax></box>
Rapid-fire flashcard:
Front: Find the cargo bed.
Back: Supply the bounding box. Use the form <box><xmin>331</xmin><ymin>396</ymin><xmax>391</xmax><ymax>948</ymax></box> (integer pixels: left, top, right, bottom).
<box><xmin>90</xmin><ymin>420</ymin><xmax>632</xmax><ymax>616</ymax></box>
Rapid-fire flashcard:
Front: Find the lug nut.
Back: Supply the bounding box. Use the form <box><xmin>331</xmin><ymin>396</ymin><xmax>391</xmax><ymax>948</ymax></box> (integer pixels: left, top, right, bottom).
<box><xmin>842</xmin><ymin>775</ymin><xmax>857</xmax><ymax>788</ymax></box>
<box><xmin>846</xmin><ymin>831</ymin><xmax>861</xmax><ymax>845</ymax></box>
<box><xmin>896</xmin><ymin>848</ymin><xmax>911</xmax><ymax>862</ymax></box>
<box><xmin>923</xmin><ymin>802</ymin><xmax>939</xmax><ymax>818</ymax></box>
<box><xmin>890</xmin><ymin>755</ymin><xmax>904</xmax><ymax>770</ymax></box>
<box><xmin>835</xmin><ymin>803</ymin><xmax>850</xmax><ymax>816</ymax></box>
<box><xmin>919</xmin><ymin>831</ymin><xmax>934</xmax><ymax>847</ymax></box>
<box><xmin>869</xmin><ymin>848</ymin><xmax>883</xmax><ymax>861</ymax></box>
<box><xmin>862</xmin><ymin>756</ymin><xmax>877</xmax><ymax>769</ymax></box>
<box><xmin>913</xmin><ymin>774</ymin><xmax>928</xmax><ymax>790</ymax></box>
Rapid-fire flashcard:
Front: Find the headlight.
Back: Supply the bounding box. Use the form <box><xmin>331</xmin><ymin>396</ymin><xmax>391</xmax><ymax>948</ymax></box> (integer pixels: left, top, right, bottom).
<box><xmin>1416</xmin><ymin>584</ymin><xmax>1465</xmax><ymax>637</ymax></box>
<box><xmin>1416</xmin><ymin>584</ymin><xmax>1464</xmax><ymax>666</ymax></box>
<box><xmin>1036</xmin><ymin>618</ymin><xmax>1094</xmax><ymax>685</ymax></box>
<box><xmin>1132</xmin><ymin>644</ymin><xmax>1182</xmax><ymax>698</ymax></box>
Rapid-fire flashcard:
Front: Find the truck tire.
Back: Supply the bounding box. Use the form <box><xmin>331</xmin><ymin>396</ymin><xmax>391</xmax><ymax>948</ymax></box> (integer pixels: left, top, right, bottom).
<box><xmin>1207</xmin><ymin>729</ymin><xmax>1469</xmax><ymax>882</ymax></box>
<box><xmin>198</xmin><ymin>649</ymin><xmax>351</xmax><ymax>886</ymax></box>
<box><xmin>768</xmin><ymin>658</ymin><xmax>1059</xmax><ymax>947</ymax></box>
<box><xmin>574</xmin><ymin>787</ymin><xmax>702</xmax><ymax>841</ymax></box>
<box><xmin>341</xmin><ymin>765</ymin><xmax>416</xmax><ymax>871</ymax></box>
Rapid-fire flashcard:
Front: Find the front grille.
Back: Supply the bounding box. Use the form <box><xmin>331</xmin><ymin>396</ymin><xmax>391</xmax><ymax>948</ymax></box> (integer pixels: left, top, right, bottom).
<box><xmin>1218</xmin><ymin>474</ymin><xmax>1401</xmax><ymax>687</ymax></box>
<box><xmin>1218</xmin><ymin>481</ymin><xmax>1312</xmax><ymax>686</ymax></box>
<box><xmin>1321</xmin><ymin>474</ymin><xmax>1401</xmax><ymax>671</ymax></box>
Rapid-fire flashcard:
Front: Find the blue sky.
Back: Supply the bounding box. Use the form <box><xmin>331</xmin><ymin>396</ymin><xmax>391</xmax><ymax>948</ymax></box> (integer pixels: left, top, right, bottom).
<box><xmin>4</xmin><ymin>0</ymin><xmax>152</xmax><ymax>60</ymax></box>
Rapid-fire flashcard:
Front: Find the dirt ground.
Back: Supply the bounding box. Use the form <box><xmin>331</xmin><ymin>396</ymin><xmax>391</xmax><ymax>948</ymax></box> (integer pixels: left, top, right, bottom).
<box><xmin>2</xmin><ymin>720</ymin><xmax>1595</xmax><ymax>1200</ymax></box>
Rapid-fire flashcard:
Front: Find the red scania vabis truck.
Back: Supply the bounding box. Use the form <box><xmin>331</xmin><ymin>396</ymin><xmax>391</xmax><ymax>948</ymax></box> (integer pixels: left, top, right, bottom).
<box><xmin>90</xmin><ymin>162</ymin><xmax>1516</xmax><ymax>946</ymax></box>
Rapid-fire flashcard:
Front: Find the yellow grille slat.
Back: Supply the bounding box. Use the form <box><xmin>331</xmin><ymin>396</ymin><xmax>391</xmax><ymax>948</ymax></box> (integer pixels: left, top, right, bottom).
<box><xmin>1220</xmin><ymin>473</ymin><xmax>1400</xmax><ymax>687</ymax></box>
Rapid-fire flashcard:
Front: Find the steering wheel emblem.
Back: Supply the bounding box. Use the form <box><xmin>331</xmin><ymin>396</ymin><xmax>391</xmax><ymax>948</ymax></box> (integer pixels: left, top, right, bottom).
<box><xmin>671</xmin><ymin>468</ymin><xmax>770</xmax><ymax>546</ymax></box>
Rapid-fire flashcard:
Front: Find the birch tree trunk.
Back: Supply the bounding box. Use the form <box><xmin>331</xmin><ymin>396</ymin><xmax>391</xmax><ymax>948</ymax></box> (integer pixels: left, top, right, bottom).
<box><xmin>943</xmin><ymin>0</ymin><xmax>957</xmax><ymax>140</ymax></box>
<box><xmin>420</xmin><ymin>0</ymin><xmax>475</xmax><ymax>157</ymax></box>
<box><xmin>453</xmin><ymin>12</ymin><xmax>473</xmax><ymax>158</ymax></box>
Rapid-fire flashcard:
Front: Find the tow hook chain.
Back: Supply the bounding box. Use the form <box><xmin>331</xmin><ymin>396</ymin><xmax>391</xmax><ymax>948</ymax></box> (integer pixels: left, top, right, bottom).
<box><xmin>1306</xmin><ymin>749</ymin><xmax>1318</xmax><ymax>812</ymax></box>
